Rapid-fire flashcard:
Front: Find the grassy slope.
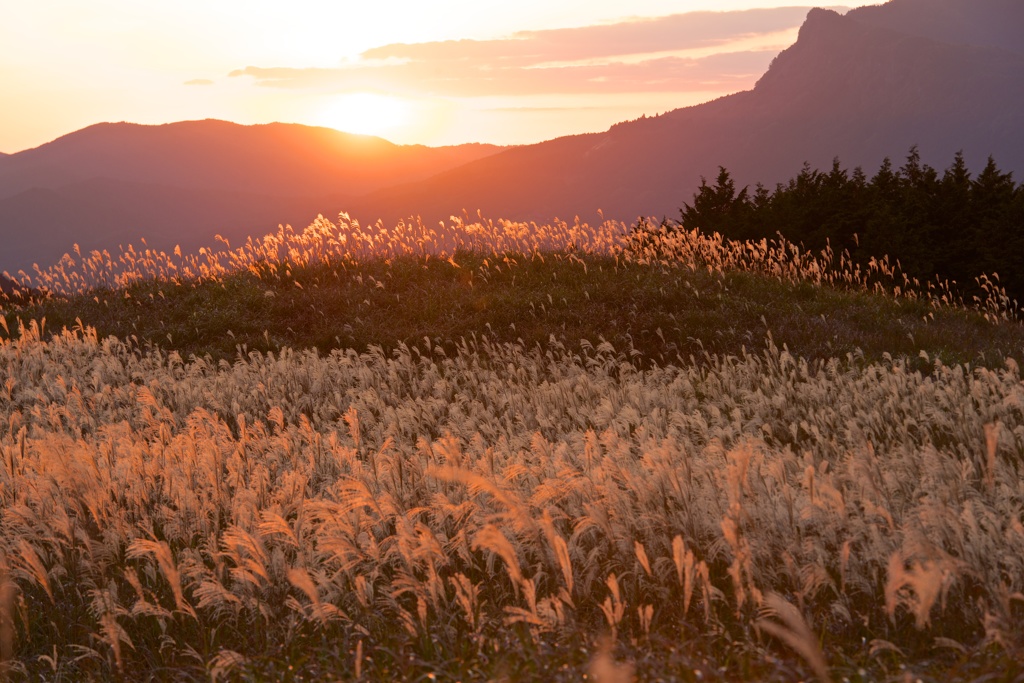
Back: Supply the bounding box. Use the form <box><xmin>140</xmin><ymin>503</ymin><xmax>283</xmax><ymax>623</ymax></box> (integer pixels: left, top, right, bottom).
<box><xmin>3</xmin><ymin>248</ymin><xmax>1024</xmax><ymax>681</ymax></box>
<box><xmin>3</xmin><ymin>251</ymin><xmax>1023</xmax><ymax>370</ymax></box>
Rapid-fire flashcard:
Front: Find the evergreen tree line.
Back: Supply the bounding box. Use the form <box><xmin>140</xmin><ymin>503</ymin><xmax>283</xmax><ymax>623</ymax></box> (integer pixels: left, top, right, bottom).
<box><xmin>675</xmin><ymin>148</ymin><xmax>1024</xmax><ymax>302</ymax></box>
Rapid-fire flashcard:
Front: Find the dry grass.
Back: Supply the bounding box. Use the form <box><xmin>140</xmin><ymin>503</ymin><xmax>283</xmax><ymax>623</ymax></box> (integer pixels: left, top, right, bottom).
<box><xmin>4</xmin><ymin>215</ymin><xmax>1023</xmax><ymax>372</ymax></box>
<box><xmin>0</xmin><ymin>215</ymin><xmax>1023</xmax><ymax>680</ymax></box>
<box><xmin>3</xmin><ymin>212</ymin><xmax>1018</xmax><ymax>322</ymax></box>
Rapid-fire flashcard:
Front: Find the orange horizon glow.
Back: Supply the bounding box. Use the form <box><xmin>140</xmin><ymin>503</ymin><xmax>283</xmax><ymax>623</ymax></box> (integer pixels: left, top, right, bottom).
<box><xmin>313</xmin><ymin>93</ymin><xmax>419</xmax><ymax>140</ymax></box>
<box><xmin>0</xmin><ymin>2</ymin><xmax>879</xmax><ymax>155</ymax></box>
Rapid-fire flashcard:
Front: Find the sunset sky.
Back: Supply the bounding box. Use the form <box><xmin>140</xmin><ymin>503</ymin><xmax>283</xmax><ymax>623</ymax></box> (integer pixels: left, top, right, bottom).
<box><xmin>1</xmin><ymin>2</ymin><xmax>876</xmax><ymax>154</ymax></box>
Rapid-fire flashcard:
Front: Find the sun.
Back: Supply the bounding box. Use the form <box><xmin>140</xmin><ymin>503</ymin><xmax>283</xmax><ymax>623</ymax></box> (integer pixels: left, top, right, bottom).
<box><xmin>315</xmin><ymin>92</ymin><xmax>413</xmax><ymax>138</ymax></box>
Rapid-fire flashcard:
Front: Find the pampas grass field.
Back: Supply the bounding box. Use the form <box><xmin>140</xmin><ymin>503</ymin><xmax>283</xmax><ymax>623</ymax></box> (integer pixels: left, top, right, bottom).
<box><xmin>1</xmin><ymin>214</ymin><xmax>1023</xmax><ymax>681</ymax></box>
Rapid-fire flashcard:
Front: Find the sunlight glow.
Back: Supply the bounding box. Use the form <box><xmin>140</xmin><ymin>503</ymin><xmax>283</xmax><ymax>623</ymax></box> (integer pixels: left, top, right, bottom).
<box><xmin>1</xmin><ymin>1</ymin><xmax>881</xmax><ymax>152</ymax></box>
<box><xmin>314</xmin><ymin>93</ymin><xmax>414</xmax><ymax>138</ymax></box>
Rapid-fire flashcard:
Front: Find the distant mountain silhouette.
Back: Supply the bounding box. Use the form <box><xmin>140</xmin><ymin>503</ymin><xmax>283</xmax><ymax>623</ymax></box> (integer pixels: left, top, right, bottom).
<box><xmin>3</xmin><ymin>0</ymin><xmax>1023</xmax><ymax>277</ymax></box>
<box><xmin>346</xmin><ymin>0</ymin><xmax>1024</xmax><ymax>227</ymax></box>
<box><xmin>0</xmin><ymin>121</ymin><xmax>500</xmax><ymax>275</ymax></box>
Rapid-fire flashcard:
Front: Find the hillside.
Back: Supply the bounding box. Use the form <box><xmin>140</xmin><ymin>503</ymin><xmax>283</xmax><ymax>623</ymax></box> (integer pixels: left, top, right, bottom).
<box><xmin>847</xmin><ymin>0</ymin><xmax>1024</xmax><ymax>54</ymax></box>
<box><xmin>4</xmin><ymin>215</ymin><xmax>1022</xmax><ymax>369</ymax></box>
<box><xmin>347</xmin><ymin>0</ymin><xmax>1024</xmax><ymax>226</ymax></box>
<box><xmin>2</xmin><ymin>218</ymin><xmax>1024</xmax><ymax>681</ymax></box>
<box><xmin>0</xmin><ymin>120</ymin><xmax>500</xmax><ymax>274</ymax></box>
<box><xmin>4</xmin><ymin>0</ymin><xmax>1022</xmax><ymax>278</ymax></box>
<box><xmin>0</xmin><ymin>120</ymin><xmax>500</xmax><ymax>199</ymax></box>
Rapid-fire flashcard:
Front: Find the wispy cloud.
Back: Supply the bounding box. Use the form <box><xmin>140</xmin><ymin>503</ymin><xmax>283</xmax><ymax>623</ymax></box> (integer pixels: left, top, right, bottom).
<box><xmin>361</xmin><ymin>7</ymin><xmax>810</xmax><ymax>64</ymax></box>
<box><xmin>229</xmin><ymin>7</ymin><xmax>812</xmax><ymax>97</ymax></box>
<box><xmin>230</xmin><ymin>50</ymin><xmax>778</xmax><ymax>96</ymax></box>
<box><xmin>184</xmin><ymin>78</ymin><xmax>214</xmax><ymax>86</ymax></box>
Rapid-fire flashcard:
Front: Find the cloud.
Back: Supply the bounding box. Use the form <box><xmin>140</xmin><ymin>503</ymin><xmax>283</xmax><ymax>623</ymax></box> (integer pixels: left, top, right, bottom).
<box><xmin>361</xmin><ymin>7</ymin><xmax>811</xmax><ymax>65</ymax></box>
<box><xmin>231</xmin><ymin>50</ymin><xmax>777</xmax><ymax>96</ymax></box>
<box><xmin>184</xmin><ymin>78</ymin><xmax>214</xmax><ymax>86</ymax></box>
<box><xmin>229</xmin><ymin>7</ymin><xmax>812</xmax><ymax>97</ymax></box>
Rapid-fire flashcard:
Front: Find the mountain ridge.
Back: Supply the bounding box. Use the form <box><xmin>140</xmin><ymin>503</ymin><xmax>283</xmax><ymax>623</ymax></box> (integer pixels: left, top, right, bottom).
<box><xmin>3</xmin><ymin>0</ymin><xmax>1023</xmax><ymax>277</ymax></box>
<box><xmin>344</xmin><ymin>0</ymin><xmax>1024</xmax><ymax>227</ymax></box>
<box><xmin>0</xmin><ymin>120</ymin><xmax>503</xmax><ymax>273</ymax></box>
<box><xmin>0</xmin><ymin>119</ymin><xmax>502</xmax><ymax>199</ymax></box>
